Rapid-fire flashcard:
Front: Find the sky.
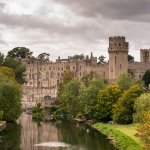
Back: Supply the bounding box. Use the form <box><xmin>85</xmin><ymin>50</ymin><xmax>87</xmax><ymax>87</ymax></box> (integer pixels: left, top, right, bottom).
<box><xmin>0</xmin><ymin>0</ymin><xmax>150</xmax><ymax>61</ymax></box>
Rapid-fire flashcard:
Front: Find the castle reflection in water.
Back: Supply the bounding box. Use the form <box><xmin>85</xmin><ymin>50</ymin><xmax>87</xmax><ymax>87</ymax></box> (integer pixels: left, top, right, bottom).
<box><xmin>18</xmin><ymin>113</ymin><xmax>62</xmax><ymax>150</ymax></box>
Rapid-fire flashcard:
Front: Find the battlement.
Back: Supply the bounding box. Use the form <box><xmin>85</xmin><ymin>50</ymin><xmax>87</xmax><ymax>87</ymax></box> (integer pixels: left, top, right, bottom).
<box><xmin>109</xmin><ymin>36</ymin><xmax>125</xmax><ymax>42</ymax></box>
<box><xmin>140</xmin><ymin>49</ymin><xmax>150</xmax><ymax>52</ymax></box>
<box><xmin>108</xmin><ymin>36</ymin><xmax>128</xmax><ymax>52</ymax></box>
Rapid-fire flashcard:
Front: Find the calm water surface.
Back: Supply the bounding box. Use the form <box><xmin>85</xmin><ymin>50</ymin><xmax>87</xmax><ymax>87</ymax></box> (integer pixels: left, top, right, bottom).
<box><xmin>0</xmin><ymin>113</ymin><xmax>117</xmax><ymax>150</ymax></box>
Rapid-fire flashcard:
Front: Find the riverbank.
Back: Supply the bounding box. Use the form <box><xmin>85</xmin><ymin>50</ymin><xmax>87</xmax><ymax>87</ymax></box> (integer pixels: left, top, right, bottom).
<box><xmin>0</xmin><ymin>121</ymin><xmax>6</xmax><ymax>132</ymax></box>
<box><xmin>93</xmin><ymin>123</ymin><xmax>143</xmax><ymax>150</ymax></box>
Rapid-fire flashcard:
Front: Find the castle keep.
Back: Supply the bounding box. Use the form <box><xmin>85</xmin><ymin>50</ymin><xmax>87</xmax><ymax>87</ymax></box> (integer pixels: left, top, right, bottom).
<box><xmin>22</xmin><ymin>36</ymin><xmax>150</xmax><ymax>108</ymax></box>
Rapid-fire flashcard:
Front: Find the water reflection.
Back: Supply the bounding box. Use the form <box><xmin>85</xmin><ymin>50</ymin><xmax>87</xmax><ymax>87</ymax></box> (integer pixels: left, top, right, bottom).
<box><xmin>0</xmin><ymin>123</ymin><xmax>21</xmax><ymax>150</ymax></box>
<box><xmin>0</xmin><ymin>113</ymin><xmax>116</xmax><ymax>150</ymax></box>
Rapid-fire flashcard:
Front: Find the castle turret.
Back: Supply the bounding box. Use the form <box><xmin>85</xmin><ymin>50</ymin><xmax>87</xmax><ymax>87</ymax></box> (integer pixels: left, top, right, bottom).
<box><xmin>108</xmin><ymin>36</ymin><xmax>128</xmax><ymax>80</ymax></box>
<box><xmin>140</xmin><ymin>49</ymin><xmax>150</xmax><ymax>63</ymax></box>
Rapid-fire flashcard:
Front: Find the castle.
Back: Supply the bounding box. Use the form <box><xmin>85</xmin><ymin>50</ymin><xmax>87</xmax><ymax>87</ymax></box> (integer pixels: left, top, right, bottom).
<box><xmin>21</xmin><ymin>36</ymin><xmax>150</xmax><ymax>108</ymax></box>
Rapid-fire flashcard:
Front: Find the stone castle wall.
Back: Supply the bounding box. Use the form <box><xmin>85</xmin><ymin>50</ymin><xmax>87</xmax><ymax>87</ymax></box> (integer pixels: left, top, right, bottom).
<box><xmin>22</xmin><ymin>36</ymin><xmax>150</xmax><ymax>108</ymax></box>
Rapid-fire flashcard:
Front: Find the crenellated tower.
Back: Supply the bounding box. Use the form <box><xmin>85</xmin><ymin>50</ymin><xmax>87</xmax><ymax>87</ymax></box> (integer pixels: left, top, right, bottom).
<box><xmin>108</xmin><ymin>36</ymin><xmax>128</xmax><ymax>80</ymax></box>
<box><xmin>140</xmin><ymin>49</ymin><xmax>150</xmax><ymax>63</ymax></box>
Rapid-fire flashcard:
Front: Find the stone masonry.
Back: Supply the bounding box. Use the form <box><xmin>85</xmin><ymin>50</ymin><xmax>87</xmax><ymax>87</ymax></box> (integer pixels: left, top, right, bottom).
<box><xmin>21</xmin><ymin>36</ymin><xmax>150</xmax><ymax>108</ymax></box>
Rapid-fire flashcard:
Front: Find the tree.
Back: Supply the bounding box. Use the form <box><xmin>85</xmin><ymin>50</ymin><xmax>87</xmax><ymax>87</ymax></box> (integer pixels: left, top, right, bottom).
<box><xmin>117</xmin><ymin>73</ymin><xmax>133</xmax><ymax>91</ymax></box>
<box><xmin>98</xmin><ymin>55</ymin><xmax>106</xmax><ymax>64</ymax></box>
<box><xmin>0</xmin><ymin>76</ymin><xmax>22</xmax><ymax>121</ymax></box>
<box><xmin>38</xmin><ymin>52</ymin><xmax>50</xmax><ymax>63</ymax></box>
<box><xmin>3</xmin><ymin>57</ymin><xmax>26</xmax><ymax>84</ymax></box>
<box><xmin>78</xmin><ymin>79</ymin><xmax>106</xmax><ymax>119</ymax></box>
<box><xmin>59</xmin><ymin>80</ymin><xmax>80</xmax><ymax>119</ymax></box>
<box><xmin>142</xmin><ymin>70</ymin><xmax>150</xmax><ymax>87</ymax></box>
<box><xmin>128</xmin><ymin>54</ymin><xmax>134</xmax><ymax>62</ymax></box>
<box><xmin>96</xmin><ymin>84</ymin><xmax>121</xmax><ymax>121</ymax></box>
<box><xmin>81</xmin><ymin>71</ymin><xmax>95</xmax><ymax>87</ymax></box>
<box><xmin>113</xmin><ymin>85</ymin><xmax>143</xmax><ymax>124</ymax></box>
<box><xmin>133</xmin><ymin>93</ymin><xmax>150</xmax><ymax>123</ymax></box>
<box><xmin>7</xmin><ymin>47</ymin><xmax>33</xmax><ymax>59</ymax></box>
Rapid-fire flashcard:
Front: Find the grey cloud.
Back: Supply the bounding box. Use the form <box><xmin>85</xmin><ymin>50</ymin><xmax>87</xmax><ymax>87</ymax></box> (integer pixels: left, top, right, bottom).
<box><xmin>0</xmin><ymin>8</ymin><xmax>106</xmax><ymax>43</ymax></box>
<box><xmin>55</xmin><ymin>0</ymin><xmax>150</xmax><ymax>22</ymax></box>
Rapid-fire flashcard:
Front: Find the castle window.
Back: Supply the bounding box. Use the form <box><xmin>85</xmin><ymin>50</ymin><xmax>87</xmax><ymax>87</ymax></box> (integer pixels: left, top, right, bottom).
<box><xmin>119</xmin><ymin>43</ymin><xmax>121</xmax><ymax>46</ymax></box>
<box><xmin>73</xmin><ymin>66</ymin><xmax>75</xmax><ymax>70</ymax></box>
<box><xmin>115</xmin><ymin>56</ymin><xmax>116</xmax><ymax>65</ymax></box>
<box><xmin>139</xmin><ymin>75</ymin><xmax>141</xmax><ymax>79</ymax></box>
<box><xmin>62</xmin><ymin>67</ymin><xmax>63</xmax><ymax>71</ymax></box>
<box><xmin>120</xmin><ymin>64</ymin><xmax>121</xmax><ymax>69</ymax></box>
<box><xmin>32</xmin><ymin>74</ymin><xmax>34</xmax><ymax>79</ymax></box>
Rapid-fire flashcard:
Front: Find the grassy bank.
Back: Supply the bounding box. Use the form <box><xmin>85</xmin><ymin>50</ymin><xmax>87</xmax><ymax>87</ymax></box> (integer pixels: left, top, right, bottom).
<box><xmin>93</xmin><ymin>123</ymin><xmax>142</xmax><ymax>150</ymax></box>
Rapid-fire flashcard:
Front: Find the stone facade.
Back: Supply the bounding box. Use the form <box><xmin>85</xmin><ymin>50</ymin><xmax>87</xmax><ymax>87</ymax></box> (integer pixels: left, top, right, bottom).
<box><xmin>22</xmin><ymin>36</ymin><xmax>150</xmax><ymax>108</ymax></box>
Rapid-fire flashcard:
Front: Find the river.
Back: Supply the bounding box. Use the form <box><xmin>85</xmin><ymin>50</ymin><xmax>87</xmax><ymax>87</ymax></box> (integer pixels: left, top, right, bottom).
<box><xmin>0</xmin><ymin>113</ymin><xmax>117</xmax><ymax>150</ymax></box>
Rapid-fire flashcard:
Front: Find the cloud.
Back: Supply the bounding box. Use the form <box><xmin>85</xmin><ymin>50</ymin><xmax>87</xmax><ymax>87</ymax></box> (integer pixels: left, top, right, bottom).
<box><xmin>55</xmin><ymin>0</ymin><xmax>150</xmax><ymax>22</ymax></box>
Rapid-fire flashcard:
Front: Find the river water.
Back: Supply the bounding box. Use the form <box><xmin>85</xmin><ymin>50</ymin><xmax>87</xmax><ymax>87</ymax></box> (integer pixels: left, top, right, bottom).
<box><xmin>0</xmin><ymin>113</ymin><xmax>116</xmax><ymax>150</ymax></box>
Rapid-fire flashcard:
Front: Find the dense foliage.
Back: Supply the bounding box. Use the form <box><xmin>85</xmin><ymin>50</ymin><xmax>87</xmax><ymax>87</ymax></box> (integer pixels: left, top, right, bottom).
<box><xmin>113</xmin><ymin>85</ymin><xmax>143</xmax><ymax>124</ymax></box>
<box><xmin>142</xmin><ymin>70</ymin><xmax>150</xmax><ymax>87</ymax></box>
<box><xmin>0</xmin><ymin>76</ymin><xmax>22</xmax><ymax>121</ymax></box>
<box><xmin>96</xmin><ymin>84</ymin><xmax>121</xmax><ymax>121</ymax></box>
<box><xmin>59</xmin><ymin>80</ymin><xmax>81</xmax><ymax>119</ymax></box>
<box><xmin>78</xmin><ymin>79</ymin><xmax>105</xmax><ymax>119</ymax></box>
<box><xmin>116</xmin><ymin>73</ymin><xmax>133</xmax><ymax>91</ymax></box>
<box><xmin>7</xmin><ymin>47</ymin><xmax>33</xmax><ymax>59</ymax></box>
<box><xmin>133</xmin><ymin>93</ymin><xmax>150</xmax><ymax>123</ymax></box>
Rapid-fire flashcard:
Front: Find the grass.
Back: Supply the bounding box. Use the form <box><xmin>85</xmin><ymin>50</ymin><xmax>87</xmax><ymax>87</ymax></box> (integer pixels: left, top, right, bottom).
<box><xmin>93</xmin><ymin>123</ymin><xmax>143</xmax><ymax>150</ymax></box>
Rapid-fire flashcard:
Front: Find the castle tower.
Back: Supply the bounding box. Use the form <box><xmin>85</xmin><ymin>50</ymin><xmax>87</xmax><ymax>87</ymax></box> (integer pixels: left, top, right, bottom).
<box><xmin>108</xmin><ymin>36</ymin><xmax>128</xmax><ymax>80</ymax></box>
<box><xmin>140</xmin><ymin>49</ymin><xmax>150</xmax><ymax>63</ymax></box>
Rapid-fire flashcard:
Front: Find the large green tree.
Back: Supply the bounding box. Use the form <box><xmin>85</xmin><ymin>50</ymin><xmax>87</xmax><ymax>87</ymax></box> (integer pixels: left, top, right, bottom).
<box><xmin>3</xmin><ymin>57</ymin><xmax>26</xmax><ymax>84</ymax></box>
<box><xmin>0</xmin><ymin>75</ymin><xmax>22</xmax><ymax>121</ymax></box>
<box><xmin>113</xmin><ymin>85</ymin><xmax>143</xmax><ymax>124</ymax></box>
<box><xmin>78</xmin><ymin>79</ymin><xmax>105</xmax><ymax>119</ymax></box>
<box><xmin>7</xmin><ymin>47</ymin><xmax>33</xmax><ymax>59</ymax></box>
<box><xmin>59</xmin><ymin>80</ymin><xmax>80</xmax><ymax>119</ymax></box>
<box><xmin>96</xmin><ymin>84</ymin><xmax>121</xmax><ymax>121</ymax></box>
<box><xmin>38</xmin><ymin>52</ymin><xmax>50</xmax><ymax>63</ymax></box>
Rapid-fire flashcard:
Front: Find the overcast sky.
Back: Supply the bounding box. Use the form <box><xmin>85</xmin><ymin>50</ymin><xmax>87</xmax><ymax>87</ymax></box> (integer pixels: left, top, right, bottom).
<box><xmin>0</xmin><ymin>0</ymin><xmax>150</xmax><ymax>61</ymax></box>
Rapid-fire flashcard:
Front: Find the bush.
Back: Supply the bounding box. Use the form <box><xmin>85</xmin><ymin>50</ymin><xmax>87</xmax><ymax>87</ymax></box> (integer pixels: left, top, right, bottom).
<box><xmin>32</xmin><ymin>112</ymin><xmax>44</xmax><ymax>121</ymax></box>
<box><xmin>113</xmin><ymin>85</ymin><xmax>143</xmax><ymax>124</ymax></box>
